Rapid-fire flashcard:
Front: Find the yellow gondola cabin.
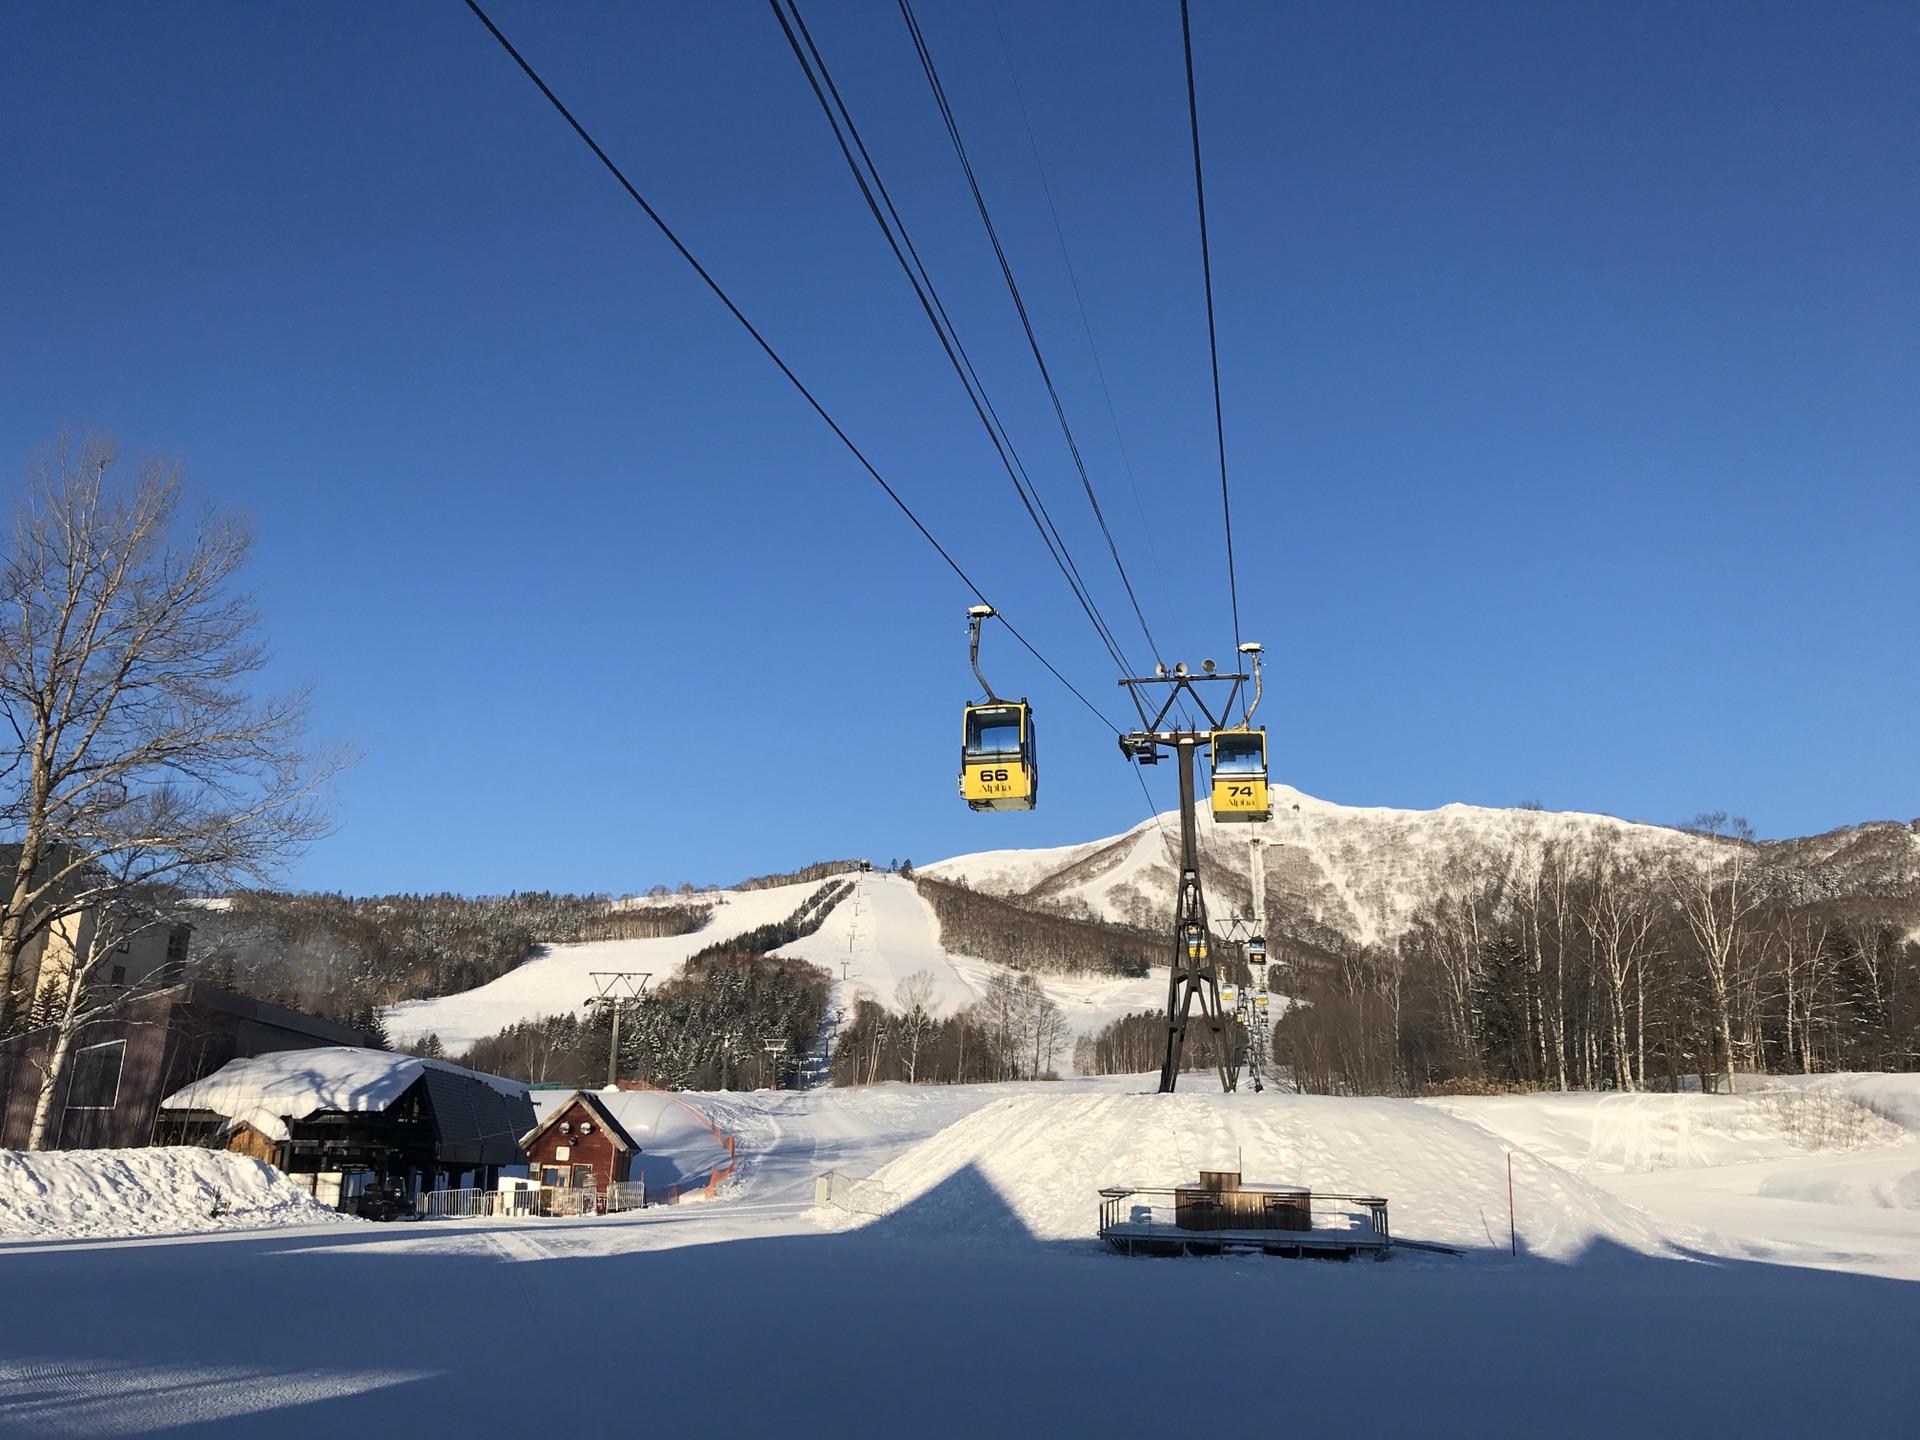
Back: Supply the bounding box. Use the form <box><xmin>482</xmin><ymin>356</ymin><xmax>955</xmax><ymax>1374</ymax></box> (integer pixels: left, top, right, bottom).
<box><xmin>960</xmin><ymin>701</ymin><xmax>1037</xmax><ymax>811</ymax></box>
<box><xmin>1210</xmin><ymin>729</ymin><xmax>1270</xmax><ymax>822</ymax></box>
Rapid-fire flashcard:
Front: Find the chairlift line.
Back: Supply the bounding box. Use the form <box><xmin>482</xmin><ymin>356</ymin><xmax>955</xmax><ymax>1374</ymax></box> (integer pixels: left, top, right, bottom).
<box><xmin>896</xmin><ymin>0</ymin><xmax>1171</xmax><ymax>670</ymax></box>
<box><xmin>458</xmin><ymin>0</ymin><xmax>1123</xmax><ymax>734</ymax></box>
<box><xmin>1179</xmin><ymin>0</ymin><xmax>1245</xmax><ymax>656</ymax></box>
<box><xmin>771</xmin><ymin>0</ymin><xmax>1141</xmax><ymax>683</ymax></box>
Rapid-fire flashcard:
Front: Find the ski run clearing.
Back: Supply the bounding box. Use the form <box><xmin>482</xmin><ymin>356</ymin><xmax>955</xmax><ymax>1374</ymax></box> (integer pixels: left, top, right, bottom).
<box><xmin>5</xmin><ymin>1075</ymin><xmax>1920</xmax><ymax>1436</ymax></box>
<box><xmin>383</xmin><ymin>873</ymin><xmax>1170</xmax><ymax>1062</ymax></box>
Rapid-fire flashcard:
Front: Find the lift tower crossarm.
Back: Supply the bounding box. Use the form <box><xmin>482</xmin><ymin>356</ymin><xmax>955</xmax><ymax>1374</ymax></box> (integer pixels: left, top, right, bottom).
<box><xmin>1114</xmin><ymin>664</ymin><xmax>1257</xmax><ymax>1094</ymax></box>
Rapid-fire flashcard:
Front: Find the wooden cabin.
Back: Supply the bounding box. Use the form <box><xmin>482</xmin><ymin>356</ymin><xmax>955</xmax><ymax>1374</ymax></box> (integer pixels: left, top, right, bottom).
<box><xmin>1173</xmin><ymin>1170</ymin><xmax>1311</xmax><ymax>1232</ymax></box>
<box><xmin>519</xmin><ymin>1091</ymin><xmax>640</xmax><ymax>1192</ymax></box>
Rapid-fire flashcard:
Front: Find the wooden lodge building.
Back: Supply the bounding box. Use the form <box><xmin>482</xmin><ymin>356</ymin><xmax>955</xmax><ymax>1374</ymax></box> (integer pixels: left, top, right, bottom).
<box><xmin>160</xmin><ymin>1046</ymin><xmax>535</xmax><ymax>1206</ymax></box>
<box><xmin>520</xmin><ymin>1090</ymin><xmax>641</xmax><ymax>1193</ymax></box>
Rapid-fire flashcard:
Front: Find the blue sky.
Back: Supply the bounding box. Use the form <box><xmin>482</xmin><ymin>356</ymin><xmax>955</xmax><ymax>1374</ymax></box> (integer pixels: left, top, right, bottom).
<box><xmin>3</xmin><ymin>2</ymin><xmax>1915</xmax><ymax>895</ymax></box>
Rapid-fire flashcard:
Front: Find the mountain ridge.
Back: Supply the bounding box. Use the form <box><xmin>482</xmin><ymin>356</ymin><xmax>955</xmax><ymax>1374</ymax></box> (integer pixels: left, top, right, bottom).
<box><xmin>926</xmin><ymin>785</ymin><xmax>1920</xmax><ymax>948</ymax></box>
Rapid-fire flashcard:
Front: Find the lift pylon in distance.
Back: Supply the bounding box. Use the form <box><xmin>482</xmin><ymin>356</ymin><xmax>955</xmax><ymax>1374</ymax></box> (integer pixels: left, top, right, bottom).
<box><xmin>959</xmin><ymin>605</ymin><xmax>1038</xmax><ymax>812</ymax></box>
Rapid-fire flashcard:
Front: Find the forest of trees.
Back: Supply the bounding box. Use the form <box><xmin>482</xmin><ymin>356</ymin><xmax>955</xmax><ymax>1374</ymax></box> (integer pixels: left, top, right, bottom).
<box><xmin>187</xmin><ymin>890</ymin><xmax>711</xmax><ymax>1023</ymax></box>
<box><xmin>830</xmin><ymin>969</ymin><xmax>1070</xmax><ymax>1086</ymax></box>
<box><xmin>1272</xmin><ymin>824</ymin><xmax>1920</xmax><ymax>1096</ymax></box>
<box><xmin>1073</xmin><ymin>1009</ymin><xmax>1235</xmax><ymax>1078</ymax></box>
<box><xmin>912</xmin><ymin>874</ymin><xmax>1153</xmax><ymax>976</ymax></box>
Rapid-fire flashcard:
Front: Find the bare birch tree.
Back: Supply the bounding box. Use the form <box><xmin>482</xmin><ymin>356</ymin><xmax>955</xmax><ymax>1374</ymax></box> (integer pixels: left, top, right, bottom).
<box><xmin>893</xmin><ymin>969</ymin><xmax>938</xmax><ymax>1084</ymax></box>
<box><xmin>1668</xmin><ymin>814</ymin><xmax>1759</xmax><ymax>1095</ymax></box>
<box><xmin>0</xmin><ymin>437</ymin><xmax>343</xmax><ymax>1140</ymax></box>
<box><xmin>1578</xmin><ymin>841</ymin><xmax>1661</xmax><ymax>1091</ymax></box>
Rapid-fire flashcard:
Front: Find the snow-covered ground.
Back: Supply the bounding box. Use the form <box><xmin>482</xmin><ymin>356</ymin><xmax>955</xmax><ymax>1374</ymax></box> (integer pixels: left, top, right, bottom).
<box><xmin>385</xmin><ymin>873</ymin><xmax>1178</xmax><ymax>1064</ymax></box>
<box><xmin>5</xmin><ymin>1076</ymin><xmax>1920</xmax><ymax>1435</ymax></box>
<box><xmin>0</xmin><ymin>1147</ymin><xmax>352</xmax><ymax>1240</ymax></box>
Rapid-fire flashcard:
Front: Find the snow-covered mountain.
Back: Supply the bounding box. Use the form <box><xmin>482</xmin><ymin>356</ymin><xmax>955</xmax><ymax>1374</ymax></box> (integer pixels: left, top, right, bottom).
<box><xmin>926</xmin><ymin>784</ymin><xmax>1920</xmax><ymax>948</ymax></box>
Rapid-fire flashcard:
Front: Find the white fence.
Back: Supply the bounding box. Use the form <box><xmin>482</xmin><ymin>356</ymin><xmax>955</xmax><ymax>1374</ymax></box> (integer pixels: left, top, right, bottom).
<box><xmin>604</xmin><ymin>1180</ymin><xmax>647</xmax><ymax>1213</ymax></box>
<box><xmin>419</xmin><ymin>1182</ymin><xmax>648</xmax><ymax>1220</ymax></box>
<box><xmin>420</xmin><ymin>1187</ymin><xmax>537</xmax><ymax>1219</ymax></box>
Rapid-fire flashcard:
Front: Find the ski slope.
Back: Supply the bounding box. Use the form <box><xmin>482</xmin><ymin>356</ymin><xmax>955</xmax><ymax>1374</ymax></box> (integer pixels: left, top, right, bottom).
<box><xmin>383</xmin><ymin>879</ymin><xmax>825</xmax><ymax>1050</ymax></box>
<box><xmin>385</xmin><ymin>873</ymin><xmax>1176</xmax><ymax>1063</ymax></box>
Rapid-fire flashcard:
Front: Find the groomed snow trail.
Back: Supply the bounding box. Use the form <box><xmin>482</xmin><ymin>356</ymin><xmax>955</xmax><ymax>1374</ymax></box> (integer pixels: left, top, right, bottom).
<box><xmin>815</xmin><ymin>1088</ymin><xmax>1687</xmax><ymax>1259</ymax></box>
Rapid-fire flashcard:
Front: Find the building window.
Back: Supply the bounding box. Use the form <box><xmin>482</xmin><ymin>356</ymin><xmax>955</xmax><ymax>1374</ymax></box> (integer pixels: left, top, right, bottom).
<box><xmin>67</xmin><ymin>1040</ymin><xmax>126</xmax><ymax>1110</ymax></box>
<box><xmin>109</xmin><ymin>964</ymin><xmax>127</xmax><ymax>986</ymax></box>
<box><xmin>165</xmin><ymin>928</ymin><xmax>189</xmax><ymax>967</ymax></box>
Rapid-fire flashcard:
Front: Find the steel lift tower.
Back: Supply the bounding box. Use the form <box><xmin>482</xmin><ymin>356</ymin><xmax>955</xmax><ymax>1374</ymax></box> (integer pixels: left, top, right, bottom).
<box><xmin>1117</xmin><ymin>648</ymin><xmax>1261</xmax><ymax>1094</ymax></box>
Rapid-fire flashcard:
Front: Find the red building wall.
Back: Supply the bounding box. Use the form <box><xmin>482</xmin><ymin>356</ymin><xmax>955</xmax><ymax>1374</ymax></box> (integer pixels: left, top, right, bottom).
<box><xmin>526</xmin><ymin>1099</ymin><xmax>629</xmax><ymax>1189</ymax></box>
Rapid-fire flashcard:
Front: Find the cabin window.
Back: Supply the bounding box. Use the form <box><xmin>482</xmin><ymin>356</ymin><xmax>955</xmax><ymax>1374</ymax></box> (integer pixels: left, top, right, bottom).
<box><xmin>571</xmin><ymin>1164</ymin><xmax>595</xmax><ymax>1189</ymax></box>
<box><xmin>966</xmin><ymin>707</ymin><xmax>1023</xmax><ymax>756</ymax></box>
<box><xmin>67</xmin><ymin>1040</ymin><xmax>126</xmax><ymax>1109</ymax></box>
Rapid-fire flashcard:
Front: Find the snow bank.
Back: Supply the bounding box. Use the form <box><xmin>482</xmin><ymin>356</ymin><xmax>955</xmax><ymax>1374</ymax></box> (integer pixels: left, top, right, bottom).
<box><xmin>1747</xmin><ymin>1073</ymin><xmax>1920</xmax><ymax>1136</ymax></box>
<box><xmin>816</xmin><ymin>1089</ymin><xmax>1683</xmax><ymax>1259</ymax></box>
<box><xmin>1430</xmin><ymin>1090</ymin><xmax>1909</xmax><ymax>1175</ymax></box>
<box><xmin>0</xmin><ymin>1147</ymin><xmax>352</xmax><ymax>1239</ymax></box>
<box><xmin>1757</xmin><ymin>1159</ymin><xmax>1920</xmax><ymax>1210</ymax></box>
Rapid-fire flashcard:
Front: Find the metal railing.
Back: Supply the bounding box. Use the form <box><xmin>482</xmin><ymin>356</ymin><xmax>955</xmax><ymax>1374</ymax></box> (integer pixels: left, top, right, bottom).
<box><xmin>419</xmin><ymin>1187</ymin><xmax>538</xmax><ymax>1219</ymax></box>
<box><xmin>604</xmin><ymin>1180</ymin><xmax>647</xmax><ymax>1213</ymax></box>
<box><xmin>1097</xmin><ymin>1186</ymin><xmax>1390</xmax><ymax>1258</ymax></box>
<box><xmin>418</xmin><ymin>1182</ymin><xmax>652</xmax><ymax>1219</ymax></box>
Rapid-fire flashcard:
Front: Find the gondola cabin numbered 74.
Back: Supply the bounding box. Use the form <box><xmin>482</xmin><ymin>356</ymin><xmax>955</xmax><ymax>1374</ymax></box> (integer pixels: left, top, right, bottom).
<box><xmin>960</xmin><ymin>701</ymin><xmax>1037</xmax><ymax>812</ymax></box>
<box><xmin>1210</xmin><ymin>729</ymin><xmax>1270</xmax><ymax>822</ymax></box>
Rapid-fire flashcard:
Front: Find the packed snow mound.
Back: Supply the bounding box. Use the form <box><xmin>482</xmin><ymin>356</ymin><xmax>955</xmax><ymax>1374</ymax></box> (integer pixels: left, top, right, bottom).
<box><xmin>0</xmin><ymin>1147</ymin><xmax>352</xmax><ymax>1239</ymax></box>
<box><xmin>1745</xmin><ymin>1073</ymin><xmax>1920</xmax><ymax>1136</ymax></box>
<box><xmin>1757</xmin><ymin>1162</ymin><xmax>1920</xmax><ymax>1210</ymax></box>
<box><xmin>1429</xmin><ymin>1091</ymin><xmax>1910</xmax><ymax>1175</ymax></box>
<box><xmin>815</xmin><ymin>1090</ymin><xmax>1684</xmax><ymax>1260</ymax></box>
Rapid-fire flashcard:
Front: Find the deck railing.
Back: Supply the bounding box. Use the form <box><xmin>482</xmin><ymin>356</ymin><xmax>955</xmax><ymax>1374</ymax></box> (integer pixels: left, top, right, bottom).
<box><xmin>1097</xmin><ymin>1187</ymin><xmax>1391</xmax><ymax>1258</ymax></box>
<box><xmin>418</xmin><ymin>1182</ymin><xmax>650</xmax><ymax>1219</ymax></box>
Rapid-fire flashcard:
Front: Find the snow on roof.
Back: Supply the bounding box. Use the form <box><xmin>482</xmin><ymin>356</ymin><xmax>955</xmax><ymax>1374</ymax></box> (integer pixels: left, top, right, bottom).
<box><xmin>160</xmin><ymin>1046</ymin><xmax>529</xmax><ymax>1144</ymax></box>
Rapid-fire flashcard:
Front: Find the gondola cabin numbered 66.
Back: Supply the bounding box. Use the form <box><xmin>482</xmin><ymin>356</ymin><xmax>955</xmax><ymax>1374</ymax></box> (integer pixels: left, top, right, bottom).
<box><xmin>1210</xmin><ymin>728</ymin><xmax>1270</xmax><ymax>822</ymax></box>
<box><xmin>960</xmin><ymin>701</ymin><xmax>1037</xmax><ymax>812</ymax></box>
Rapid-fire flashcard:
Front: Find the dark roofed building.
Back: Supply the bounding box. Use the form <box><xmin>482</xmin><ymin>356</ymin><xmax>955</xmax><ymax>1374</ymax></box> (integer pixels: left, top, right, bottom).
<box><xmin>159</xmin><ymin>1046</ymin><xmax>535</xmax><ymax>1203</ymax></box>
<box><xmin>0</xmin><ymin>982</ymin><xmax>367</xmax><ymax>1151</ymax></box>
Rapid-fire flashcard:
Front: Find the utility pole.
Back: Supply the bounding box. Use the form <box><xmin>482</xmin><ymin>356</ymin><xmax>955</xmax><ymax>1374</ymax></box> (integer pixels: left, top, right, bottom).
<box><xmin>585</xmin><ymin>972</ymin><xmax>650</xmax><ymax>1089</ymax></box>
<box><xmin>1116</xmin><ymin>647</ymin><xmax>1262</xmax><ymax>1094</ymax></box>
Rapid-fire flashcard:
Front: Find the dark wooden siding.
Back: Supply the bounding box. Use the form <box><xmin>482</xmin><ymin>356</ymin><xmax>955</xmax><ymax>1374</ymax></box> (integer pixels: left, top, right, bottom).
<box><xmin>526</xmin><ymin>1099</ymin><xmax>630</xmax><ymax>1188</ymax></box>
